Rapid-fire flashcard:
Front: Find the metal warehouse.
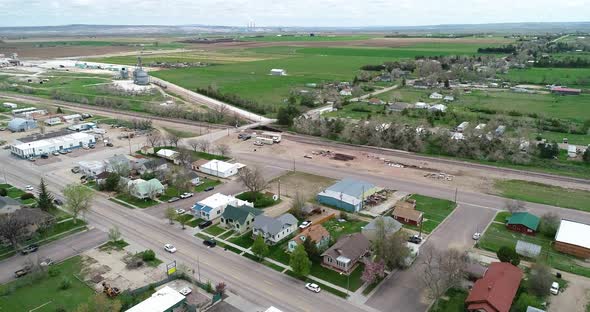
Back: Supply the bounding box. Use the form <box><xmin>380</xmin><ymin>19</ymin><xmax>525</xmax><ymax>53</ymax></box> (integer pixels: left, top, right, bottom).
<box><xmin>11</xmin><ymin>132</ymin><xmax>96</xmax><ymax>158</ymax></box>
<box><xmin>316</xmin><ymin>178</ymin><xmax>379</xmax><ymax>212</ymax></box>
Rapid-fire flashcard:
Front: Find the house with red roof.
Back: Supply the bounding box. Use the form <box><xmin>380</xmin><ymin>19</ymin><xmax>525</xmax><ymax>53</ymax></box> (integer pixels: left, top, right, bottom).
<box><xmin>465</xmin><ymin>262</ymin><xmax>523</xmax><ymax>312</ymax></box>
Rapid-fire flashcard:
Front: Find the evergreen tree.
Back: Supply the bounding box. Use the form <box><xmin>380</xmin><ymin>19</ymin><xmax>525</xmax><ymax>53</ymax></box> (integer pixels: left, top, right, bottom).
<box><xmin>583</xmin><ymin>148</ymin><xmax>590</xmax><ymax>163</ymax></box>
<box><xmin>56</xmin><ymin>106</ymin><xmax>64</xmax><ymax>114</ymax></box>
<box><xmin>37</xmin><ymin>178</ymin><xmax>55</xmax><ymax>212</ymax></box>
<box><xmin>289</xmin><ymin>244</ymin><xmax>311</xmax><ymax>277</ymax></box>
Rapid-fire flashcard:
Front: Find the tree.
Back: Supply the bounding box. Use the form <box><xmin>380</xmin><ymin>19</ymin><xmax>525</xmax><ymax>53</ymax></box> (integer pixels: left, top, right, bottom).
<box><xmin>146</xmin><ymin>130</ymin><xmax>161</xmax><ymax>148</ymax></box>
<box><xmin>528</xmin><ymin>263</ymin><xmax>553</xmax><ymax>297</ymax></box>
<box><xmin>0</xmin><ymin>213</ymin><xmax>28</xmax><ymax>249</ymax></box>
<box><xmin>215</xmin><ymin>143</ymin><xmax>230</xmax><ymax>157</ymax></box>
<box><xmin>56</xmin><ymin>106</ymin><xmax>64</xmax><ymax>114</ymax></box>
<box><xmin>238</xmin><ymin>167</ymin><xmax>267</xmax><ymax>193</ymax></box>
<box><xmin>165</xmin><ymin>207</ymin><xmax>177</xmax><ymax>225</ymax></box>
<box><xmin>497</xmin><ymin>246</ymin><xmax>520</xmax><ymax>266</ymax></box>
<box><xmin>108</xmin><ymin>226</ymin><xmax>121</xmax><ymax>243</ymax></box>
<box><xmin>175</xmin><ymin>149</ymin><xmax>194</xmax><ymax>168</ymax></box>
<box><xmin>539</xmin><ymin>212</ymin><xmax>560</xmax><ymax>238</ymax></box>
<box><xmin>188</xmin><ymin>139</ymin><xmax>200</xmax><ymax>152</ymax></box>
<box><xmin>166</xmin><ymin>132</ymin><xmax>180</xmax><ymax>147</ymax></box>
<box><xmin>538</xmin><ymin>142</ymin><xmax>559</xmax><ymax>159</ymax></box>
<box><xmin>373</xmin><ymin>222</ymin><xmax>410</xmax><ymax>270</ymax></box>
<box><xmin>303</xmin><ymin>235</ymin><xmax>320</xmax><ymax>261</ymax></box>
<box><xmin>361</xmin><ymin>259</ymin><xmax>386</xmax><ymax>285</ymax></box>
<box><xmin>196</xmin><ymin>139</ymin><xmax>211</xmax><ymax>153</ymax></box>
<box><xmin>420</xmin><ymin>247</ymin><xmax>468</xmax><ymax>310</ymax></box>
<box><xmin>505</xmin><ymin>199</ymin><xmax>525</xmax><ymax>214</ymax></box>
<box><xmin>511</xmin><ymin>293</ymin><xmax>542</xmax><ymax>312</ymax></box>
<box><xmin>251</xmin><ymin>235</ymin><xmax>269</xmax><ymax>261</ymax></box>
<box><xmin>289</xmin><ymin>244</ymin><xmax>311</xmax><ymax>277</ymax></box>
<box><xmin>37</xmin><ymin>178</ymin><xmax>55</xmax><ymax>212</ymax></box>
<box><xmin>107</xmin><ymin>159</ymin><xmax>130</xmax><ymax>177</ymax></box>
<box><xmin>583</xmin><ymin>148</ymin><xmax>590</xmax><ymax>163</ymax></box>
<box><xmin>37</xmin><ymin>121</ymin><xmax>46</xmax><ymax>135</ymax></box>
<box><xmin>63</xmin><ymin>184</ymin><xmax>94</xmax><ymax>224</ymax></box>
<box><xmin>103</xmin><ymin>172</ymin><xmax>121</xmax><ymax>192</ymax></box>
<box><xmin>277</xmin><ymin>104</ymin><xmax>300</xmax><ymax>126</ymax></box>
<box><xmin>178</xmin><ymin>215</ymin><xmax>188</xmax><ymax>230</ymax></box>
<box><xmin>289</xmin><ymin>191</ymin><xmax>307</xmax><ymax>220</ymax></box>
<box><xmin>75</xmin><ymin>293</ymin><xmax>122</xmax><ymax>312</ymax></box>
<box><xmin>169</xmin><ymin>167</ymin><xmax>192</xmax><ymax>195</ymax></box>
<box><xmin>215</xmin><ymin>282</ymin><xmax>227</xmax><ymax>297</ymax></box>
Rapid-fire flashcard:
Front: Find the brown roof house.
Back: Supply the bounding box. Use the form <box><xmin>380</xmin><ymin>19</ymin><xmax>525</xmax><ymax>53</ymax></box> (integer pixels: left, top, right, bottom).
<box><xmin>288</xmin><ymin>224</ymin><xmax>331</xmax><ymax>253</ymax></box>
<box><xmin>465</xmin><ymin>262</ymin><xmax>523</xmax><ymax>312</ymax></box>
<box><xmin>321</xmin><ymin>233</ymin><xmax>369</xmax><ymax>274</ymax></box>
<box><xmin>392</xmin><ymin>199</ymin><xmax>423</xmax><ymax>226</ymax></box>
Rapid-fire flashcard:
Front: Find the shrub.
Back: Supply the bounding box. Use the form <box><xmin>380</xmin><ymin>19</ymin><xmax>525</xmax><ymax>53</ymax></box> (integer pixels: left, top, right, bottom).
<box><xmin>59</xmin><ymin>277</ymin><xmax>71</xmax><ymax>290</ymax></box>
<box><xmin>497</xmin><ymin>246</ymin><xmax>520</xmax><ymax>266</ymax></box>
<box><xmin>141</xmin><ymin>249</ymin><xmax>156</xmax><ymax>262</ymax></box>
<box><xmin>0</xmin><ymin>188</ymin><xmax>7</xmax><ymax>196</ymax></box>
<box><xmin>20</xmin><ymin>193</ymin><xmax>35</xmax><ymax>200</ymax></box>
<box><xmin>48</xmin><ymin>267</ymin><xmax>61</xmax><ymax>277</ymax></box>
<box><xmin>205</xmin><ymin>280</ymin><xmax>213</xmax><ymax>293</ymax></box>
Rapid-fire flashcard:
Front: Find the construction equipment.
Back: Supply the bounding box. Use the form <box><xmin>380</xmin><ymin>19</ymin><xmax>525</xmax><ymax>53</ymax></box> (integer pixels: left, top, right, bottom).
<box><xmin>102</xmin><ymin>282</ymin><xmax>121</xmax><ymax>298</ymax></box>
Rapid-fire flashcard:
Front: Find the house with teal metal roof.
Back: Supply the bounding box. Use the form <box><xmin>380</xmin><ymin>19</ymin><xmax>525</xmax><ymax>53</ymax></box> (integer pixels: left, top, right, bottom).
<box><xmin>316</xmin><ymin>178</ymin><xmax>380</xmax><ymax>212</ymax></box>
<box><xmin>220</xmin><ymin>205</ymin><xmax>263</xmax><ymax>234</ymax></box>
<box><xmin>506</xmin><ymin>212</ymin><xmax>540</xmax><ymax>235</ymax></box>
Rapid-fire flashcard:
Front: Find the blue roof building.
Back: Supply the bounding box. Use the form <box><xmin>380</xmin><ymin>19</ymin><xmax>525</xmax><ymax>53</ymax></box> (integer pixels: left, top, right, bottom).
<box><xmin>7</xmin><ymin>118</ymin><xmax>37</xmax><ymax>132</ymax></box>
<box><xmin>316</xmin><ymin>178</ymin><xmax>379</xmax><ymax>212</ymax></box>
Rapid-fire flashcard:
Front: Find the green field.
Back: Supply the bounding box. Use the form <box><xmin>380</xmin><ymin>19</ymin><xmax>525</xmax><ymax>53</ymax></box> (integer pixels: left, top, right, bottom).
<box><xmin>242</xmin><ymin>35</ymin><xmax>378</xmax><ymax>42</ymax></box>
<box><xmin>0</xmin><ymin>256</ymin><xmax>94</xmax><ymax>311</ymax></box>
<box><xmin>502</xmin><ymin>68</ymin><xmax>590</xmax><ymax>89</ymax></box>
<box><xmin>494</xmin><ymin>179</ymin><xmax>590</xmax><ymax>212</ymax></box>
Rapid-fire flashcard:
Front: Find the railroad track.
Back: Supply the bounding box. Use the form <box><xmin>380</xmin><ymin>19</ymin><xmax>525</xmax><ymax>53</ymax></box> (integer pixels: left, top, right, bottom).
<box><xmin>282</xmin><ymin>132</ymin><xmax>590</xmax><ymax>185</ymax></box>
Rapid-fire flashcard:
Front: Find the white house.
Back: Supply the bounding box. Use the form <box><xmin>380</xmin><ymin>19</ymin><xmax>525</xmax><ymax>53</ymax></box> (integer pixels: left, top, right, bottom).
<box><xmin>156</xmin><ymin>149</ymin><xmax>178</xmax><ymax>161</ymax></box>
<box><xmin>429</xmin><ymin>92</ymin><xmax>443</xmax><ymax>100</ymax></box>
<box><xmin>126</xmin><ymin>286</ymin><xmax>186</xmax><ymax>312</ymax></box>
<box><xmin>199</xmin><ymin>160</ymin><xmax>242</xmax><ymax>178</ymax></box>
<box><xmin>127</xmin><ymin>178</ymin><xmax>165</xmax><ymax>199</ymax></box>
<box><xmin>78</xmin><ymin>160</ymin><xmax>106</xmax><ymax>177</ymax></box>
<box><xmin>192</xmin><ymin>193</ymin><xmax>253</xmax><ymax>221</ymax></box>
<box><xmin>270</xmin><ymin>69</ymin><xmax>287</xmax><ymax>76</ymax></box>
<box><xmin>252</xmin><ymin>213</ymin><xmax>298</xmax><ymax>245</ymax></box>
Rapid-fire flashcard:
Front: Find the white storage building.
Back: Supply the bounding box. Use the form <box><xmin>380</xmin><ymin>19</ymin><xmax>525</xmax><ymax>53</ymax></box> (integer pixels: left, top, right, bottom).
<box><xmin>11</xmin><ymin>132</ymin><xmax>96</xmax><ymax>158</ymax></box>
<box><xmin>62</xmin><ymin>114</ymin><xmax>82</xmax><ymax>123</ymax></box>
<box><xmin>199</xmin><ymin>159</ymin><xmax>243</xmax><ymax>178</ymax></box>
<box><xmin>125</xmin><ymin>286</ymin><xmax>186</xmax><ymax>312</ymax></box>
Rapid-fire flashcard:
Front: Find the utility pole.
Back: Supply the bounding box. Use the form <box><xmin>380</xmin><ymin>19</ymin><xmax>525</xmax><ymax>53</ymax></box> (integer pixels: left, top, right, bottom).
<box><xmin>278</xmin><ymin>179</ymin><xmax>281</xmax><ymax>199</ymax></box>
<box><xmin>127</xmin><ymin>135</ymin><xmax>132</xmax><ymax>155</ymax></box>
<box><xmin>292</xmin><ymin>158</ymin><xmax>295</xmax><ymax>171</ymax></box>
<box><xmin>454</xmin><ymin>187</ymin><xmax>458</xmax><ymax>204</ymax></box>
<box><xmin>197</xmin><ymin>256</ymin><xmax>201</xmax><ymax>282</ymax></box>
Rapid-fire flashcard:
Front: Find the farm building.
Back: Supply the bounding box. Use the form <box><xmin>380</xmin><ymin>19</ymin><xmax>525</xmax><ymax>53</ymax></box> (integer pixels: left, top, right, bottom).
<box><xmin>428</xmin><ymin>104</ymin><xmax>447</xmax><ymax>112</ymax></box>
<box><xmin>392</xmin><ymin>200</ymin><xmax>423</xmax><ymax>226</ymax></box>
<box><xmin>568</xmin><ymin>145</ymin><xmax>577</xmax><ymax>158</ymax></box>
<box><xmin>126</xmin><ymin>286</ymin><xmax>186</xmax><ymax>312</ymax></box>
<box><xmin>7</xmin><ymin>118</ymin><xmax>37</xmax><ymax>132</ymax></box>
<box><xmin>199</xmin><ymin>160</ymin><xmax>243</xmax><ymax>178</ymax></box>
<box><xmin>415</xmin><ymin>102</ymin><xmax>429</xmax><ymax>109</ymax></box>
<box><xmin>443</xmin><ymin>95</ymin><xmax>454</xmax><ymax>102</ymax></box>
<box><xmin>465</xmin><ymin>262</ymin><xmax>523</xmax><ymax>312</ymax></box>
<box><xmin>506</xmin><ymin>212</ymin><xmax>540</xmax><ymax>235</ymax></box>
<box><xmin>44</xmin><ymin>117</ymin><xmax>62</xmax><ymax>126</ymax></box>
<box><xmin>316</xmin><ymin>178</ymin><xmax>379</xmax><ymax>212</ymax></box>
<box><xmin>192</xmin><ymin>193</ymin><xmax>253</xmax><ymax>221</ymax></box>
<box><xmin>270</xmin><ymin>69</ymin><xmax>287</xmax><ymax>76</ymax></box>
<box><xmin>156</xmin><ymin>149</ymin><xmax>178</xmax><ymax>161</ymax></box>
<box><xmin>133</xmin><ymin>57</ymin><xmax>150</xmax><ymax>85</ymax></box>
<box><xmin>2</xmin><ymin>102</ymin><xmax>17</xmax><ymax>109</ymax></box>
<box><xmin>456</xmin><ymin>121</ymin><xmax>470</xmax><ymax>132</ymax></box>
<box><xmin>550</xmin><ymin>86</ymin><xmax>581</xmax><ymax>95</ymax></box>
<box><xmin>15</xmin><ymin>109</ymin><xmax>48</xmax><ymax>119</ymax></box>
<box><xmin>554</xmin><ymin>219</ymin><xmax>590</xmax><ymax>259</ymax></box>
<box><xmin>10</xmin><ymin>132</ymin><xmax>95</xmax><ymax>158</ymax></box>
<box><xmin>11</xmin><ymin>107</ymin><xmax>37</xmax><ymax>115</ymax></box>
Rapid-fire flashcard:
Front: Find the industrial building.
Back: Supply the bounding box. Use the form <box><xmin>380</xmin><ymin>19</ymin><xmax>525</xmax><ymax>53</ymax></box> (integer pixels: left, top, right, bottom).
<box><xmin>192</xmin><ymin>193</ymin><xmax>253</xmax><ymax>221</ymax></box>
<box><xmin>7</xmin><ymin>118</ymin><xmax>37</xmax><ymax>132</ymax></box>
<box><xmin>11</xmin><ymin>132</ymin><xmax>96</xmax><ymax>158</ymax></box>
<box><xmin>126</xmin><ymin>286</ymin><xmax>186</xmax><ymax>312</ymax></box>
<box><xmin>199</xmin><ymin>160</ymin><xmax>244</xmax><ymax>178</ymax></box>
<box><xmin>316</xmin><ymin>178</ymin><xmax>379</xmax><ymax>212</ymax></box>
<box><xmin>133</xmin><ymin>57</ymin><xmax>150</xmax><ymax>85</ymax></box>
<box><xmin>554</xmin><ymin>219</ymin><xmax>590</xmax><ymax>259</ymax></box>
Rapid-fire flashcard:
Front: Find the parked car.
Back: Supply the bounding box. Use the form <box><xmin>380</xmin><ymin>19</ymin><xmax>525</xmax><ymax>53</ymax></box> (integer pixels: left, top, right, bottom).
<box><xmin>253</xmin><ymin>141</ymin><xmax>263</xmax><ymax>146</ymax></box>
<box><xmin>71</xmin><ymin>167</ymin><xmax>80</xmax><ymax>173</ymax></box>
<box><xmin>25</xmin><ymin>185</ymin><xmax>34</xmax><ymax>192</ymax></box>
<box><xmin>305</xmin><ymin>283</ymin><xmax>321</xmax><ymax>293</ymax></box>
<box><xmin>52</xmin><ymin>151</ymin><xmax>60</xmax><ymax>156</ymax></box>
<box><xmin>299</xmin><ymin>220</ymin><xmax>312</xmax><ymax>230</ymax></box>
<box><xmin>40</xmin><ymin>258</ymin><xmax>54</xmax><ymax>267</ymax></box>
<box><xmin>40</xmin><ymin>154</ymin><xmax>49</xmax><ymax>159</ymax></box>
<box><xmin>304</xmin><ymin>155</ymin><xmax>313</xmax><ymax>159</ymax></box>
<box><xmin>28</xmin><ymin>157</ymin><xmax>36</xmax><ymax>162</ymax></box>
<box><xmin>472</xmin><ymin>232</ymin><xmax>481</xmax><ymax>240</ymax></box>
<box><xmin>204</xmin><ymin>186</ymin><xmax>214</xmax><ymax>192</ymax></box>
<box><xmin>164</xmin><ymin>244</ymin><xmax>177</xmax><ymax>253</ymax></box>
<box><xmin>408</xmin><ymin>235</ymin><xmax>422</xmax><ymax>244</ymax></box>
<box><xmin>550</xmin><ymin>282</ymin><xmax>560</xmax><ymax>295</ymax></box>
<box><xmin>106</xmin><ymin>142</ymin><xmax>114</xmax><ymax>147</ymax></box>
<box><xmin>89</xmin><ymin>144</ymin><xmax>96</xmax><ymax>149</ymax></box>
<box><xmin>59</xmin><ymin>150</ymin><xmax>67</xmax><ymax>155</ymax></box>
<box><xmin>14</xmin><ymin>265</ymin><xmax>32</xmax><ymax>278</ymax></box>
<box><xmin>167</xmin><ymin>197</ymin><xmax>180</xmax><ymax>203</ymax></box>
<box><xmin>0</xmin><ymin>127</ymin><xmax>6</xmax><ymax>131</ymax></box>
<box><xmin>203</xmin><ymin>239</ymin><xmax>217</xmax><ymax>248</ymax></box>
<box><xmin>21</xmin><ymin>244</ymin><xmax>39</xmax><ymax>255</ymax></box>
<box><xmin>53</xmin><ymin>198</ymin><xmax>64</xmax><ymax>206</ymax></box>
<box><xmin>198</xmin><ymin>220</ymin><xmax>212</xmax><ymax>229</ymax></box>
<box><xmin>180</xmin><ymin>192</ymin><xmax>194</xmax><ymax>199</ymax></box>
<box><xmin>175</xmin><ymin>209</ymin><xmax>186</xmax><ymax>215</ymax></box>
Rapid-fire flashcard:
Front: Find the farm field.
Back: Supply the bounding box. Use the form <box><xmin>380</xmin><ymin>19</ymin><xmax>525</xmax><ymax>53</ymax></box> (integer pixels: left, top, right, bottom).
<box><xmin>241</xmin><ymin>34</ymin><xmax>379</xmax><ymax>42</ymax></box>
<box><xmin>502</xmin><ymin>67</ymin><xmax>590</xmax><ymax>89</ymax></box>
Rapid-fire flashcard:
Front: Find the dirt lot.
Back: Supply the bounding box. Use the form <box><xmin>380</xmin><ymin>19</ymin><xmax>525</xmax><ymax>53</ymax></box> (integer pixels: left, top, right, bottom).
<box><xmin>267</xmin><ymin>170</ymin><xmax>336</xmax><ymax>201</ymax></box>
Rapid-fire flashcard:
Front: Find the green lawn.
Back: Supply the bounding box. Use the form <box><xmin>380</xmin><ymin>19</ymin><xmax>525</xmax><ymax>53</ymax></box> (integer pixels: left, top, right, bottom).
<box><xmin>229</xmin><ymin>232</ymin><xmax>255</xmax><ymax>249</ymax></box>
<box><xmin>114</xmin><ymin>193</ymin><xmax>158</xmax><ymax>208</ymax></box>
<box><xmin>218</xmin><ymin>231</ymin><xmax>233</xmax><ymax>240</ymax></box>
<box><xmin>322</xmin><ymin>219</ymin><xmax>368</xmax><ymax>241</ymax></box>
<box><xmin>99</xmin><ymin>239</ymin><xmax>129</xmax><ymax>251</ymax></box>
<box><xmin>202</xmin><ymin>225</ymin><xmax>226</xmax><ymax>236</ymax></box>
<box><xmin>262</xmin><ymin>260</ymin><xmax>285</xmax><ymax>272</ymax></box>
<box><xmin>284</xmin><ymin>270</ymin><xmax>348</xmax><ymax>298</ymax></box>
<box><xmin>309</xmin><ymin>262</ymin><xmax>364</xmax><ymax>291</ymax></box>
<box><xmin>502</xmin><ymin>67</ymin><xmax>590</xmax><ymax>89</ymax></box>
<box><xmin>0</xmin><ymin>256</ymin><xmax>94</xmax><ymax>311</ymax></box>
<box><xmin>429</xmin><ymin>288</ymin><xmax>468</xmax><ymax>312</ymax></box>
<box><xmin>494</xmin><ymin>211</ymin><xmax>512</xmax><ymax>223</ymax></box>
<box><xmin>477</xmin><ymin>223</ymin><xmax>590</xmax><ymax>278</ymax></box>
<box><xmin>163</xmin><ymin>127</ymin><xmax>198</xmax><ymax>138</ymax></box>
<box><xmin>194</xmin><ymin>178</ymin><xmax>222</xmax><ymax>192</ymax></box>
<box><xmin>266</xmin><ymin>238</ymin><xmax>293</xmax><ymax>265</ymax></box>
<box><xmin>402</xmin><ymin>195</ymin><xmax>457</xmax><ymax>234</ymax></box>
<box><xmin>235</xmin><ymin>191</ymin><xmax>280</xmax><ymax>208</ymax></box>
<box><xmin>188</xmin><ymin>218</ymin><xmax>204</xmax><ymax>228</ymax></box>
<box><xmin>495</xmin><ymin>180</ymin><xmax>590</xmax><ymax>212</ymax></box>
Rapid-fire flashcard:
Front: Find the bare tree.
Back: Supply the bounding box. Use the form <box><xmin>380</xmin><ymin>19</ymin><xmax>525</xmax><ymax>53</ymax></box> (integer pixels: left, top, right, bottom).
<box><xmin>175</xmin><ymin>148</ymin><xmax>194</xmax><ymax>168</ymax></box>
<box><xmin>107</xmin><ymin>159</ymin><xmax>130</xmax><ymax>177</ymax></box>
<box><xmin>0</xmin><ymin>213</ymin><xmax>28</xmax><ymax>249</ymax></box>
<box><xmin>215</xmin><ymin>144</ymin><xmax>230</xmax><ymax>157</ymax></box>
<box><xmin>38</xmin><ymin>121</ymin><xmax>46</xmax><ymax>135</ymax></box>
<box><xmin>238</xmin><ymin>166</ymin><xmax>267</xmax><ymax>193</ymax></box>
<box><xmin>166</xmin><ymin>132</ymin><xmax>180</xmax><ymax>148</ymax></box>
<box><xmin>63</xmin><ymin>184</ymin><xmax>95</xmax><ymax>224</ymax></box>
<box><xmin>420</xmin><ymin>247</ymin><xmax>468</xmax><ymax>309</ymax></box>
<box><xmin>505</xmin><ymin>199</ymin><xmax>525</xmax><ymax>214</ymax></box>
<box><xmin>289</xmin><ymin>191</ymin><xmax>307</xmax><ymax>219</ymax></box>
<box><xmin>188</xmin><ymin>139</ymin><xmax>200</xmax><ymax>152</ymax></box>
<box><xmin>108</xmin><ymin>226</ymin><xmax>121</xmax><ymax>243</ymax></box>
<box><xmin>146</xmin><ymin>130</ymin><xmax>161</xmax><ymax>148</ymax></box>
<box><xmin>196</xmin><ymin>139</ymin><xmax>211</xmax><ymax>153</ymax></box>
<box><xmin>213</xmin><ymin>104</ymin><xmax>229</xmax><ymax>120</ymax></box>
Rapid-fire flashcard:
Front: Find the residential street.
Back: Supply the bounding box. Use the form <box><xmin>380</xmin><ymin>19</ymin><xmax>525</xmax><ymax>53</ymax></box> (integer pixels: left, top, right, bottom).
<box><xmin>0</xmin><ymin>228</ymin><xmax>108</xmax><ymax>284</ymax></box>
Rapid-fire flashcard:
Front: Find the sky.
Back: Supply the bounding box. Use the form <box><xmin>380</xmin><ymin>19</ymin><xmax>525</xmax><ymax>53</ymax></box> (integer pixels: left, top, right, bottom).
<box><xmin>1</xmin><ymin>0</ymin><xmax>589</xmax><ymax>27</ymax></box>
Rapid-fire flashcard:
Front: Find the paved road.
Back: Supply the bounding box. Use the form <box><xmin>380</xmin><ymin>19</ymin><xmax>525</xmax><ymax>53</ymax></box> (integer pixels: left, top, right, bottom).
<box><xmin>0</xmin><ymin>228</ymin><xmax>108</xmax><ymax>284</ymax></box>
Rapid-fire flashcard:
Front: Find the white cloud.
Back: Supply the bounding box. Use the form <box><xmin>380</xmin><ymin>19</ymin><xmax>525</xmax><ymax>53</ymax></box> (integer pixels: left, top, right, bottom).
<box><xmin>1</xmin><ymin>0</ymin><xmax>589</xmax><ymax>27</ymax></box>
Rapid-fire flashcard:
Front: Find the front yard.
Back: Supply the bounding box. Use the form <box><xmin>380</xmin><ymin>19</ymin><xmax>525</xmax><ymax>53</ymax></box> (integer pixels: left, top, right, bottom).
<box><xmin>429</xmin><ymin>288</ymin><xmax>469</xmax><ymax>312</ymax></box>
<box><xmin>309</xmin><ymin>262</ymin><xmax>364</xmax><ymax>292</ymax></box>
<box><xmin>478</xmin><ymin>213</ymin><xmax>590</xmax><ymax>278</ymax></box>
<box><xmin>0</xmin><ymin>256</ymin><xmax>94</xmax><ymax>311</ymax></box>
<box><xmin>403</xmin><ymin>194</ymin><xmax>456</xmax><ymax>234</ymax></box>
<box><xmin>114</xmin><ymin>193</ymin><xmax>158</xmax><ymax>208</ymax></box>
<box><xmin>228</xmin><ymin>232</ymin><xmax>255</xmax><ymax>248</ymax></box>
<box><xmin>202</xmin><ymin>225</ymin><xmax>226</xmax><ymax>236</ymax></box>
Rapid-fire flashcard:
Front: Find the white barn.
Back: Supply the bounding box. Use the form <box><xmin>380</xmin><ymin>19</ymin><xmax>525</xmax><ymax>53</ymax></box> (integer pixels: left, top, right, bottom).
<box><xmin>199</xmin><ymin>160</ymin><xmax>243</xmax><ymax>178</ymax></box>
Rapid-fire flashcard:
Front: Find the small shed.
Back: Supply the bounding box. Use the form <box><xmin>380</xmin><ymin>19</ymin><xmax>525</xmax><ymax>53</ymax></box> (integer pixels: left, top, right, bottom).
<box><xmin>515</xmin><ymin>240</ymin><xmax>541</xmax><ymax>258</ymax></box>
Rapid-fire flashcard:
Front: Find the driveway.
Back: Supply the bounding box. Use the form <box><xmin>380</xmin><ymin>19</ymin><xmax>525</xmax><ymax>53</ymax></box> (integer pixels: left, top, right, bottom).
<box><xmin>549</xmin><ymin>271</ymin><xmax>590</xmax><ymax>312</ymax></box>
<box><xmin>366</xmin><ymin>203</ymin><xmax>497</xmax><ymax>312</ymax></box>
<box><xmin>0</xmin><ymin>228</ymin><xmax>108</xmax><ymax>284</ymax></box>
